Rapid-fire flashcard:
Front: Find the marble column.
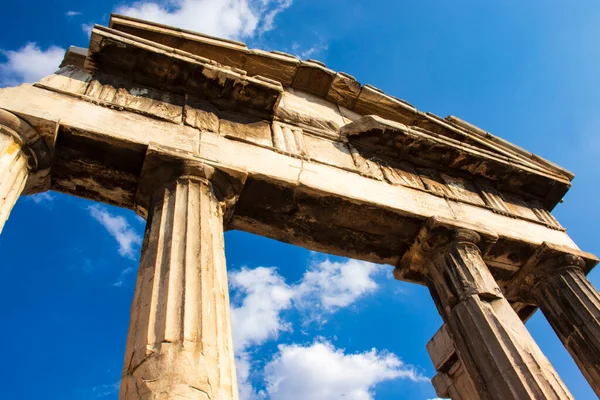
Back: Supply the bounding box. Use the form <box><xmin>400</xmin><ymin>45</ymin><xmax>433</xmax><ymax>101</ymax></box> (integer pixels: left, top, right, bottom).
<box><xmin>120</xmin><ymin>173</ymin><xmax>239</xmax><ymax>399</ymax></box>
<box><xmin>413</xmin><ymin>221</ymin><xmax>572</xmax><ymax>400</ymax></box>
<box><xmin>507</xmin><ymin>245</ymin><xmax>600</xmax><ymax>397</ymax></box>
<box><xmin>0</xmin><ymin>109</ymin><xmax>51</xmax><ymax>233</ymax></box>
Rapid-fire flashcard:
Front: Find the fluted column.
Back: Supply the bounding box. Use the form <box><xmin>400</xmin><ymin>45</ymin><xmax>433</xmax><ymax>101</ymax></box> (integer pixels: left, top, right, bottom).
<box><xmin>399</xmin><ymin>218</ymin><xmax>573</xmax><ymax>400</ymax></box>
<box><xmin>121</xmin><ymin>152</ymin><xmax>245</xmax><ymax>399</ymax></box>
<box><xmin>506</xmin><ymin>244</ymin><xmax>600</xmax><ymax>397</ymax></box>
<box><xmin>0</xmin><ymin>109</ymin><xmax>51</xmax><ymax>233</ymax></box>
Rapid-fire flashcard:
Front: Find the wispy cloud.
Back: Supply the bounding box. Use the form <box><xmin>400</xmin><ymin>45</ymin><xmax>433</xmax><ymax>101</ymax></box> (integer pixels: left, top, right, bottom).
<box><xmin>65</xmin><ymin>10</ymin><xmax>81</xmax><ymax>17</ymax></box>
<box><xmin>90</xmin><ymin>381</ymin><xmax>120</xmax><ymax>398</ymax></box>
<box><xmin>112</xmin><ymin>266</ymin><xmax>134</xmax><ymax>287</ymax></box>
<box><xmin>291</xmin><ymin>41</ymin><xmax>329</xmax><ymax>60</ymax></box>
<box><xmin>301</xmin><ymin>44</ymin><xmax>328</xmax><ymax>59</ymax></box>
<box><xmin>88</xmin><ymin>205</ymin><xmax>142</xmax><ymax>259</ymax></box>
<box><xmin>27</xmin><ymin>192</ymin><xmax>55</xmax><ymax>206</ymax></box>
<box><xmin>81</xmin><ymin>23</ymin><xmax>94</xmax><ymax>36</ymax></box>
<box><xmin>0</xmin><ymin>42</ymin><xmax>63</xmax><ymax>87</ymax></box>
<box><xmin>257</xmin><ymin>0</ymin><xmax>293</xmax><ymax>34</ymax></box>
<box><xmin>115</xmin><ymin>0</ymin><xmax>293</xmax><ymax>40</ymax></box>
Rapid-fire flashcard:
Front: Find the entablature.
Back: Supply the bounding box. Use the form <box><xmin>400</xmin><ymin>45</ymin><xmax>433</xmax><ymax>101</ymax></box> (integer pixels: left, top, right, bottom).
<box><xmin>96</xmin><ymin>13</ymin><xmax>574</xmax><ymax>210</ymax></box>
<box><xmin>0</xmin><ymin>14</ymin><xmax>588</xmax><ymax>305</ymax></box>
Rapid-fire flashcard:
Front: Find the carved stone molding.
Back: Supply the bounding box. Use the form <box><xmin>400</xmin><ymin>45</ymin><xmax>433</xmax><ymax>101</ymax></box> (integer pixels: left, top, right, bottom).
<box><xmin>399</xmin><ymin>217</ymin><xmax>573</xmax><ymax>400</ymax></box>
<box><xmin>0</xmin><ymin>109</ymin><xmax>52</xmax><ymax>232</ymax></box>
<box><xmin>505</xmin><ymin>242</ymin><xmax>598</xmax><ymax>304</ymax></box>
<box><xmin>0</xmin><ymin>108</ymin><xmax>51</xmax><ymax>172</ymax></box>
<box><xmin>134</xmin><ymin>143</ymin><xmax>247</xmax><ymax>222</ymax></box>
<box><xmin>394</xmin><ymin>216</ymin><xmax>498</xmax><ymax>285</ymax></box>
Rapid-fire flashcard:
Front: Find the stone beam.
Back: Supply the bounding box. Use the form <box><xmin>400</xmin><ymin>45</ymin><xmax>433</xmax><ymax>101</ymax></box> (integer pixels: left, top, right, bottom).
<box><xmin>399</xmin><ymin>217</ymin><xmax>573</xmax><ymax>399</ymax></box>
<box><xmin>0</xmin><ymin>84</ymin><xmax>581</xmax><ymax>280</ymax></box>
<box><xmin>121</xmin><ymin>144</ymin><xmax>246</xmax><ymax>399</ymax></box>
<box><xmin>506</xmin><ymin>243</ymin><xmax>600</xmax><ymax>397</ymax></box>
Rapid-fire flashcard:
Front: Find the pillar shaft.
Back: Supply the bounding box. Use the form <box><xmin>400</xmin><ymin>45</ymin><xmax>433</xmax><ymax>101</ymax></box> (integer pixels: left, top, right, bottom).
<box><xmin>425</xmin><ymin>230</ymin><xmax>572</xmax><ymax>400</ymax></box>
<box><xmin>120</xmin><ymin>176</ymin><xmax>238</xmax><ymax>400</ymax></box>
<box><xmin>531</xmin><ymin>261</ymin><xmax>600</xmax><ymax>397</ymax></box>
<box><xmin>0</xmin><ymin>133</ymin><xmax>28</xmax><ymax>233</ymax></box>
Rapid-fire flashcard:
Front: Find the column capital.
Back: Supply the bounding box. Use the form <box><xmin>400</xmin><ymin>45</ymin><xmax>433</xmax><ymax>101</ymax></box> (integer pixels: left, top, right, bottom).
<box><xmin>394</xmin><ymin>216</ymin><xmax>498</xmax><ymax>283</ymax></box>
<box><xmin>0</xmin><ymin>108</ymin><xmax>51</xmax><ymax>173</ymax></box>
<box><xmin>505</xmin><ymin>242</ymin><xmax>598</xmax><ymax>303</ymax></box>
<box><xmin>135</xmin><ymin>143</ymin><xmax>247</xmax><ymax>220</ymax></box>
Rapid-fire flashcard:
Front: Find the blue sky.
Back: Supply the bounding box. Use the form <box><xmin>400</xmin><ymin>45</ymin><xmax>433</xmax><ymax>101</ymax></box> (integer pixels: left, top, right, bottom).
<box><xmin>1</xmin><ymin>1</ymin><xmax>600</xmax><ymax>399</ymax></box>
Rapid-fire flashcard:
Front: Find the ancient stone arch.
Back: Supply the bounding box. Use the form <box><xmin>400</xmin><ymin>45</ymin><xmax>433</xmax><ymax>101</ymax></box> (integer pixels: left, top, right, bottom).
<box><xmin>1</xmin><ymin>14</ymin><xmax>599</xmax><ymax>400</ymax></box>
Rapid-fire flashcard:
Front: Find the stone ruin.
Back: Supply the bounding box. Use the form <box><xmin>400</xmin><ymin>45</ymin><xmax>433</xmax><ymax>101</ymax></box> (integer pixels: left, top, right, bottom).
<box><xmin>0</xmin><ymin>14</ymin><xmax>598</xmax><ymax>399</ymax></box>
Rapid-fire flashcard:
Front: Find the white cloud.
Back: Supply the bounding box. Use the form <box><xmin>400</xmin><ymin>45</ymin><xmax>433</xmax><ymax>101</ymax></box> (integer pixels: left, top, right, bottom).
<box><xmin>230</xmin><ymin>260</ymin><xmax>381</xmax><ymax>352</ymax></box>
<box><xmin>27</xmin><ymin>192</ymin><xmax>55</xmax><ymax>205</ymax></box>
<box><xmin>230</xmin><ymin>266</ymin><xmax>295</xmax><ymax>351</ymax></box>
<box><xmin>88</xmin><ymin>205</ymin><xmax>142</xmax><ymax>259</ymax></box>
<box><xmin>230</xmin><ymin>260</ymin><xmax>387</xmax><ymax>399</ymax></box>
<box><xmin>0</xmin><ymin>43</ymin><xmax>64</xmax><ymax>87</ymax></box>
<box><xmin>235</xmin><ymin>352</ymin><xmax>265</xmax><ymax>400</ymax></box>
<box><xmin>264</xmin><ymin>341</ymin><xmax>427</xmax><ymax>400</ymax></box>
<box><xmin>296</xmin><ymin>259</ymin><xmax>380</xmax><ymax>313</ymax></box>
<box><xmin>115</xmin><ymin>0</ymin><xmax>293</xmax><ymax>40</ymax></box>
<box><xmin>259</xmin><ymin>0</ymin><xmax>293</xmax><ymax>34</ymax></box>
<box><xmin>66</xmin><ymin>10</ymin><xmax>81</xmax><ymax>17</ymax></box>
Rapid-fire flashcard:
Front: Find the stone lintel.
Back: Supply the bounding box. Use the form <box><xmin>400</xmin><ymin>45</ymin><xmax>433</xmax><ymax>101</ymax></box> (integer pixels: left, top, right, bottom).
<box><xmin>394</xmin><ymin>216</ymin><xmax>498</xmax><ymax>283</ymax></box>
<box><xmin>135</xmin><ymin>143</ymin><xmax>247</xmax><ymax>221</ymax></box>
<box><xmin>0</xmin><ymin>85</ymin><xmax>582</xmax><ymax>276</ymax></box>
<box><xmin>505</xmin><ymin>242</ymin><xmax>599</xmax><ymax>303</ymax></box>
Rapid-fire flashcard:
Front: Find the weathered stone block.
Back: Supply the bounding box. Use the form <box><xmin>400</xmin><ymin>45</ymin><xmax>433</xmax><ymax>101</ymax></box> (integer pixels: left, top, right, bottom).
<box><xmin>184</xmin><ymin>97</ymin><xmax>219</xmax><ymax>132</ymax></box>
<box><xmin>37</xmin><ymin>65</ymin><xmax>91</xmax><ymax>94</ymax></box>
<box><xmin>303</xmin><ymin>134</ymin><xmax>355</xmax><ymax>170</ymax></box>
<box><xmin>327</xmin><ymin>72</ymin><xmax>362</xmax><ymax>109</ymax></box>
<box><xmin>219</xmin><ymin>112</ymin><xmax>272</xmax><ymax>147</ymax></box>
